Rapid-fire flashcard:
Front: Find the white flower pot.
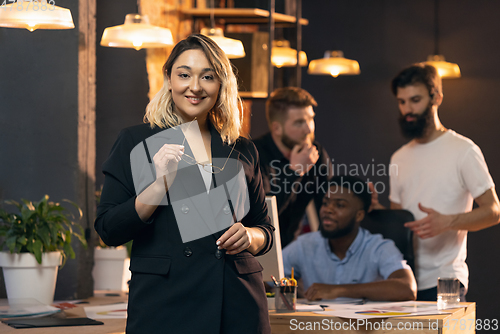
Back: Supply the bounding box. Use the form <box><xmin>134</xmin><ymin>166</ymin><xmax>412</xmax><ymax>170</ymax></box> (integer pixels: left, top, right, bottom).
<box><xmin>0</xmin><ymin>251</ymin><xmax>62</xmax><ymax>305</ymax></box>
<box><xmin>93</xmin><ymin>247</ymin><xmax>131</xmax><ymax>291</ymax></box>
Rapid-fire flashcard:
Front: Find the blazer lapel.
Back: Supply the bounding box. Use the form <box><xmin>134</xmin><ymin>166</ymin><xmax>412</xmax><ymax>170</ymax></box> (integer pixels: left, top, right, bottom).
<box><xmin>208</xmin><ymin>125</ymin><xmax>246</xmax><ymax>238</ymax></box>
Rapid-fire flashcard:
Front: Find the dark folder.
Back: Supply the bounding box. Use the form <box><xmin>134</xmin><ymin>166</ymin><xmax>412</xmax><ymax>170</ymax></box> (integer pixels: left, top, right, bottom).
<box><xmin>2</xmin><ymin>317</ymin><xmax>104</xmax><ymax>328</ymax></box>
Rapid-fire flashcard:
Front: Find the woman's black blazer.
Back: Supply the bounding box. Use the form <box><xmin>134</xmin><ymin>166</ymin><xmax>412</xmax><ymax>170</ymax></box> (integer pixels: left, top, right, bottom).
<box><xmin>95</xmin><ymin>122</ymin><xmax>274</xmax><ymax>334</ymax></box>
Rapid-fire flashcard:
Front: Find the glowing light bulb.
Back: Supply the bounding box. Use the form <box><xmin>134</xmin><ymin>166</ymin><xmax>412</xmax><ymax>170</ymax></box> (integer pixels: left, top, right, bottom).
<box><xmin>133</xmin><ymin>40</ymin><xmax>143</xmax><ymax>50</ymax></box>
<box><xmin>274</xmin><ymin>61</ymin><xmax>285</xmax><ymax>68</ymax></box>
<box><xmin>330</xmin><ymin>69</ymin><xmax>340</xmax><ymax>77</ymax></box>
<box><xmin>27</xmin><ymin>22</ymin><xmax>38</xmax><ymax>32</ymax></box>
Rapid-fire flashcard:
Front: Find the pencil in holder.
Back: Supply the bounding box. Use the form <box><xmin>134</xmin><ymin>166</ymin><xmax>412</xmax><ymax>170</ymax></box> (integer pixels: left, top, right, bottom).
<box><xmin>274</xmin><ymin>286</ymin><xmax>297</xmax><ymax>312</ymax></box>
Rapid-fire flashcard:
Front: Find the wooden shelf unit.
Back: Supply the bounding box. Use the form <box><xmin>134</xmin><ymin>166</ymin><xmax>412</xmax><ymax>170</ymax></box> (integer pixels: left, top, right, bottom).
<box><xmin>184</xmin><ymin>2</ymin><xmax>306</xmax><ymax>99</ymax></box>
<box><xmin>181</xmin><ymin>8</ymin><xmax>308</xmax><ymax>26</ymax></box>
<box><xmin>239</xmin><ymin>91</ymin><xmax>268</xmax><ymax>99</ymax></box>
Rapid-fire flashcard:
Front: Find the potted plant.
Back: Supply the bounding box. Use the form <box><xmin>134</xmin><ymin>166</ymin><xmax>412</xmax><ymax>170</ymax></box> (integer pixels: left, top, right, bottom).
<box><xmin>0</xmin><ymin>195</ymin><xmax>87</xmax><ymax>305</ymax></box>
<box><xmin>92</xmin><ymin>188</ymin><xmax>132</xmax><ymax>291</ymax></box>
<box><xmin>93</xmin><ymin>241</ymin><xmax>132</xmax><ymax>291</ymax></box>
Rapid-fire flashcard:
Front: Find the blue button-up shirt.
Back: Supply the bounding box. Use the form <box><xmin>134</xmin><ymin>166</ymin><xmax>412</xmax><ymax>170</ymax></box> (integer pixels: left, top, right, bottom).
<box><xmin>282</xmin><ymin>228</ymin><xmax>410</xmax><ymax>291</ymax></box>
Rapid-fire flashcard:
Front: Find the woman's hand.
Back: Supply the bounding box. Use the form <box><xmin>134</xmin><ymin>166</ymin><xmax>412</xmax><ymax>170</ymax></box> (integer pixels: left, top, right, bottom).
<box><xmin>136</xmin><ymin>144</ymin><xmax>184</xmax><ymax>217</ymax></box>
<box><xmin>217</xmin><ymin>224</ymin><xmax>267</xmax><ymax>255</ymax></box>
<box><xmin>153</xmin><ymin>144</ymin><xmax>184</xmax><ymax>189</ymax></box>
<box><xmin>216</xmin><ymin>223</ymin><xmax>252</xmax><ymax>255</ymax></box>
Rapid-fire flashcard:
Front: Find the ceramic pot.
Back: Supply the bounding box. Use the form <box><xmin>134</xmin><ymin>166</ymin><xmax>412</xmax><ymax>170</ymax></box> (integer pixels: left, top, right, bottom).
<box><xmin>0</xmin><ymin>251</ymin><xmax>62</xmax><ymax>305</ymax></box>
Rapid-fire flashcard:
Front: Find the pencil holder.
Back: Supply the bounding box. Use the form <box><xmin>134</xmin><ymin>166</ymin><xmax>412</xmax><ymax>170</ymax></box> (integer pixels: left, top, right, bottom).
<box><xmin>274</xmin><ymin>286</ymin><xmax>296</xmax><ymax>312</ymax></box>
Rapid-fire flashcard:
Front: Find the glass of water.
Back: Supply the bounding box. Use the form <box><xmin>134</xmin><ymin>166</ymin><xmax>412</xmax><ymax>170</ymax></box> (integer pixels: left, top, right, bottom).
<box><xmin>437</xmin><ymin>277</ymin><xmax>460</xmax><ymax>310</ymax></box>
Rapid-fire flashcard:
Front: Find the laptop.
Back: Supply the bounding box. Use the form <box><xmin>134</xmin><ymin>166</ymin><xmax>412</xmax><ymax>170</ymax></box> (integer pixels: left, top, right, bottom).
<box><xmin>258</xmin><ymin>196</ymin><xmax>284</xmax><ymax>281</ymax></box>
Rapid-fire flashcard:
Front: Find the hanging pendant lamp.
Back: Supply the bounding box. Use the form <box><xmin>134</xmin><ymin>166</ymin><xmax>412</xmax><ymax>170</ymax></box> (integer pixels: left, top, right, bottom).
<box><xmin>423</xmin><ymin>0</ymin><xmax>461</xmax><ymax>78</ymax></box>
<box><xmin>425</xmin><ymin>55</ymin><xmax>460</xmax><ymax>78</ymax></box>
<box><xmin>271</xmin><ymin>40</ymin><xmax>307</xmax><ymax>68</ymax></box>
<box><xmin>100</xmin><ymin>14</ymin><xmax>174</xmax><ymax>51</ymax></box>
<box><xmin>0</xmin><ymin>0</ymin><xmax>74</xmax><ymax>32</ymax></box>
<box><xmin>200</xmin><ymin>27</ymin><xmax>245</xmax><ymax>59</ymax></box>
<box><xmin>308</xmin><ymin>51</ymin><xmax>360</xmax><ymax>77</ymax></box>
<box><xmin>200</xmin><ymin>0</ymin><xmax>245</xmax><ymax>59</ymax></box>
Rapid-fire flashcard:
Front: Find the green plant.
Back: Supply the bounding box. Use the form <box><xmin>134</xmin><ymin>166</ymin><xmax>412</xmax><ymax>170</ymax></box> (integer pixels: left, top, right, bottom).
<box><xmin>0</xmin><ymin>195</ymin><xmax>87</xmax><ymax>266</ymax></box>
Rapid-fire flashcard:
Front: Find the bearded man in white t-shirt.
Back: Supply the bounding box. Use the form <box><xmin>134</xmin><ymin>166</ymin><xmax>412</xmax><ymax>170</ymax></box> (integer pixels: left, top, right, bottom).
<box><xmin>371</xmin><ymin>64</ymin><xmax>500</xmax><ymax>301</ymax></box>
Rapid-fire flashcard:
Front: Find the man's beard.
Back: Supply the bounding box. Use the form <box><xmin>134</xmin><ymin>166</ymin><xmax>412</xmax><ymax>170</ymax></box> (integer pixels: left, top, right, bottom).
<box><xmin>281</xmin><ymin>132</ymin><xmax>315</xmax><ymax>150</ymax></box>
<box><xmin>398</xmin><ymin>103</ymin><xmax>433</xmax><ymax>140</ymax></box>
<box><xmin>319</xmin><ymin>216</ymin><xmax>356</xmax><ymax>239</ymax></box>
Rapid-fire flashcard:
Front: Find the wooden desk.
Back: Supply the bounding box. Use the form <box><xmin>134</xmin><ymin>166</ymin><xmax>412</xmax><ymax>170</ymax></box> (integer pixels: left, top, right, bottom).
<box><xmin>0</xmin><ymin>293</ymin><xmax>128</xmax><ymax>334</ymax></box>
<box><xmin>270</xmin><ymin>302</ymin><xmax>476</xmax><ymax>334</ymax></box>
<box><xmin>0</xmin><ymin>294</ymin><xmax>475</xmax><ymax>334</ymax></box>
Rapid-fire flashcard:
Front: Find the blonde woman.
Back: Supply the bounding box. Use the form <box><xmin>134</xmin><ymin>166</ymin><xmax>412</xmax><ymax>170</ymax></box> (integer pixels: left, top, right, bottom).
<box><xmin>95</xmin><ymin>34</ymin><xmax>274</xmax><ymax>333</ymax></box>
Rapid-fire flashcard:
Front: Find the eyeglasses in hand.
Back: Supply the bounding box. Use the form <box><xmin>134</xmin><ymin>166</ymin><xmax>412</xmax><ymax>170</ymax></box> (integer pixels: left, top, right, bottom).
<box><xmin>181</xmin><ymin>119</ymin><xmax>236</xmax><ymax>174</ymax></box>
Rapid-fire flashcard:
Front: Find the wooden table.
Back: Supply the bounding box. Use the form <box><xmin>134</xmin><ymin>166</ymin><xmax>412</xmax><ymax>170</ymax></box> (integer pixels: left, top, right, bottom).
<box><xmin>0</xmin><ymin>293</ymin><xmax>475</xmax><ymax>334</ymax></box>
<box><xmin>0</xmin><ymin>292</ymin><xmax>128</xmax><ymax>334</ymax></box>
<box><xmin>270</xmin><ymin>302</ymin><xmax>476</xmax><ymax>334</ymax></box>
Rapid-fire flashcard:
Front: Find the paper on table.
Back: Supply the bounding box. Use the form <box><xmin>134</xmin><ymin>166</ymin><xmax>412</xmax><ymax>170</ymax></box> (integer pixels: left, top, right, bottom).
<box><xmin>311</xmin><ymin>297</ymin><xmax>364</xmax><ymax>304</ymax></box>
<box><xmin>303</xmin><ymin>298</ymin><xmax>374</xmax><ymax>312</ymax></box>
<box><xmin>52</xmin><ymin>299</ymin><xmax>86</xmax><ymax>310</ymax></box>
<box><xmin>295</xmin><ymin>303</ymin><xmax>324</xmax><ymax>312</ymax></box>
<box><xmin>0</xmin><ymin>299</ymin><xmax>60</xmax><ymax>318</ymax></box>
<box><xmin>314</xmin><ymin>301</ymin><xmax>451</xmax><ymax>319</ymax></box>
<box><xmin>306</xmin><ymin>297</ymin><xmax>366</xmax><ymax>308</ymax></box>
<box><xmin>84</xmin><ymin>303</ymin><xmax>128</xmax><ymax>319</ymax></box>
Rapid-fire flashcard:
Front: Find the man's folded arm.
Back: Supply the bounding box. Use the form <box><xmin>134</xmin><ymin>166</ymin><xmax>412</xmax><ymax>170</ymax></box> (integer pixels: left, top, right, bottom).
<box><xmin>304</xmin><ymin>268</ymin><xmax>417</xmax><ymax>302</ymax></box>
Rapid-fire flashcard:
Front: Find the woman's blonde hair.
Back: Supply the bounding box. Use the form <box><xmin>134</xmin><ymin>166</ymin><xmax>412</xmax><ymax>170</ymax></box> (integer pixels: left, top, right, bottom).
<box><xmin>144</xmin><ymin>34</ymin><xmax>242</xmax><ymax>144</ymax></box>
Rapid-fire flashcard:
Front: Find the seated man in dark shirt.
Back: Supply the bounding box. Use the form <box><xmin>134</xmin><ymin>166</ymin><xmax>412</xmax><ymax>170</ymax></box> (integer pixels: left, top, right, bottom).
<box><xmin>253</xmin><ymin>87</ymin><xmax>332</xmax><ymax>248</ymax></box>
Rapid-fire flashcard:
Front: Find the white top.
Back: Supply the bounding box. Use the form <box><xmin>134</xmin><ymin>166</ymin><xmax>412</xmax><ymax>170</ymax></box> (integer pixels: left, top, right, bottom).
<box><xmin>198</xmin><ymin>164</ymin><xmax>212</xmax><ymax>194</ymax></box>
<box><xmin>389</xmin><ymin>130</ymin><xmax>494</xmax><ymax>290</ymax></box>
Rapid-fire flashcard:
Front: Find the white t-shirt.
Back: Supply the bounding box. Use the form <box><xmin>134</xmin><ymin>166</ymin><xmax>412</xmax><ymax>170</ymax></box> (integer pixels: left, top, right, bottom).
<box><xmin>389</xmin><ymin>130</ymin><xmax>494</xmax><ymax>290</ymax></box>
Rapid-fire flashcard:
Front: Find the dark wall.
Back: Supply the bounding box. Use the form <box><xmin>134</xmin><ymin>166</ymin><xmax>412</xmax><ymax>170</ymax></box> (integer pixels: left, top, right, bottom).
<box><xmin>0</xmin><ymin>0</ymin><xmax>83</xmax><ymax>300</ymax></box>
<box><xmin>293</xmin><ymin>0</ymin><xmax>499</xmax><ymax>327</ymax></box>
<box><xmin>95</xmin><ymin>0</ymin><xmax>150</xmax><ymax>188</ymax></box>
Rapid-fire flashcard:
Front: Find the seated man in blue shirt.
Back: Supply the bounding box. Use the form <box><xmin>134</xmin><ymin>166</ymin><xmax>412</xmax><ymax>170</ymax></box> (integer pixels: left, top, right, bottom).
<box><xmin>283</xmin><ymin>175</ymin><xmax>417</xmax><ymax>301</ymax></box>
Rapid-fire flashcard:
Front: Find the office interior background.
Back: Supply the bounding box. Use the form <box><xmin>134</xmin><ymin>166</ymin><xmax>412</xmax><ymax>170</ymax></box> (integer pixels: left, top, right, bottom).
<box><xmin>0</xmin><ymin>0</ymin><xmax>499</xmax><ymax>330</ymax></box>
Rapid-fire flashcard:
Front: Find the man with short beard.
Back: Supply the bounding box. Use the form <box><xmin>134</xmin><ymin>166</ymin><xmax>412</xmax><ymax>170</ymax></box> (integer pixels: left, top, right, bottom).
<box><xmin>373</xmin><ymin>64</ymin><xmax>500</xmax><ymax>301</ymax></box>
<box><xmin>283</xmin><ymin>175</ymin><xmax>416</xmax><ymax>301</ymax></box>
<box><xmin>253</xmin><ymin>87</ymin><xmax>332</xmax><ymax>248</ymax></box>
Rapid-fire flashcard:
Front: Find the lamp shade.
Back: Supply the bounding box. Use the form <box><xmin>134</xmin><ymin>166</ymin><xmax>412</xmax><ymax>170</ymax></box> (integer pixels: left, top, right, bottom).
<box><xmin>271</xmin><ymin>40</ymin><xmax>308</xmax><ymax>68</ymax></box>
<box><xmin>425</xmin><ymin>54</ymin><xmax>461</xmax><ymax>78</ymax></box>
<box><xmin>0</xmin><ymin>0</ymin><xmax>74</xmax><ymax>32</ymax></box>
<box><xmin>308</xmin><ymin>51</ymin><xmax>360</xmax><ymax>77</ymax></box>
<box><xmin>201</xmin><ymin>27</ymin><xmax>245</xmax><ymax>59</ymax></box>
<box><xmin>100</xmin><ymin>14</ymin><xmax>174</xmax><ymax>51</ymax></box>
